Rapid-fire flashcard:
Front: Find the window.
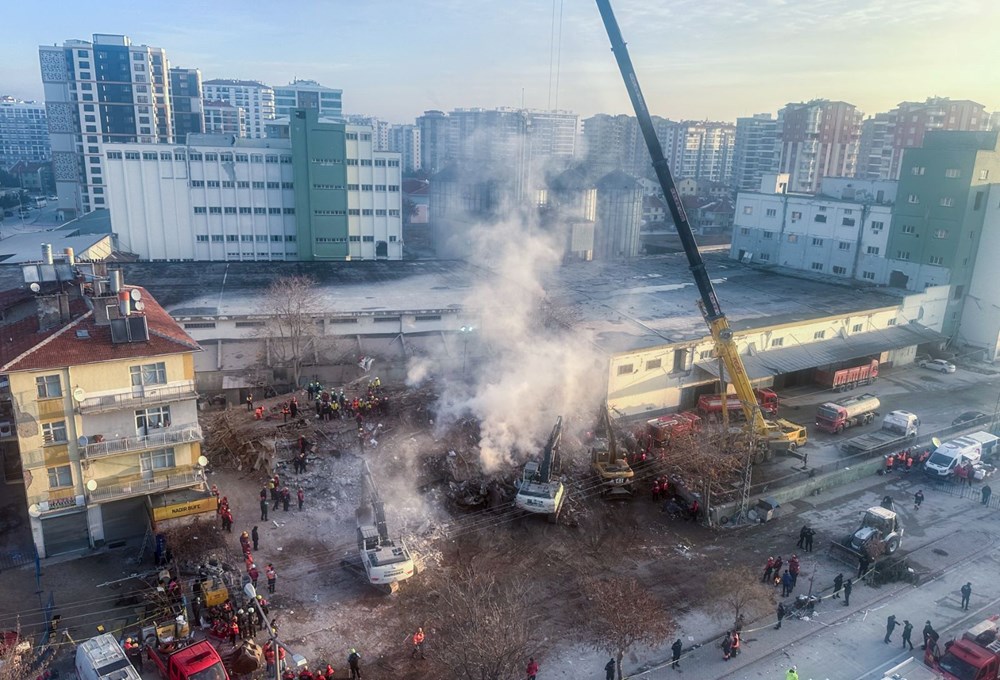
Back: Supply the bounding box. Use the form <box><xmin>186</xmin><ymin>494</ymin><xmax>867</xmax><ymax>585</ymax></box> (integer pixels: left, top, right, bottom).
<box><xmin>866</xmin><ymin>246</ymin><xmax>880</xmax><ymax>255</ymax></box>
<box><xmin>130</xmin><ymin>362</ymin><xmax>167</xmax><ymax>386</ymax></box>
<box><xmin>862</xmin><ymin>271</ymin><xmax>875</xmax><ymax>280</ymax></box>
<box><xmin>758</xmin><ymin>253</ymin><xmax>770</xmax><ymax>261</ymax></box>
<box><xmin>911</xmin><ymin>166</ymin><xmax>925</xmax><ymax>176</ymax></box>
<box><xmin>743</xmin><ymin>206</ymin><xmax>753</xmax><ymax>215</ymax></box>
<box><xmin>791</xmin><ymin>211</ymin><xmax>802</xmax><ymax>220</ymax></box>
<box><xmin>190</xmin><ymin>180</ymin><xmax>205</xmax><ymax>187</ymax></box>
<box><xmin>645</xmin><ymin>358</ymin><xmax>662</xmax><ymax>371</ymax></box>
<box><xmin>235</xmin><ymin>154</ymin><xmax>248</xmax><ymax>162</ymax></box>
<box><xmin>140</xmin><ymin>448</ymin><xmax>176</xmax><ymax>472</ymax></box>
<box><xmin>222</xmin><ymin>181</ymin><xmax>235</xmax><ymax>188</ymax></box>
<box><xmin>226</xmin><ymin>235</ymin><xmax>238</xmax><ymax>242</ymax></box>
<box><xmin>954</xmin><ymin>285</ymin><xmax>965</xmax><ymax>300</ymax></box>
<box><xmin>36</xmin><ymin>375</ymin><xmax>62</xmax><ymax>399</ymax></box>
<box><xmin>211</xmin><ymin>235</ymin><xmax>224</xmax><ymax>242</ymax></box>
<box><xmin>740</xmin><ymin>227</ymin><xmax>750</xmax><ymax>236</ymax></box>
<box><xmin>106</xmin><ymin>151</ymin><xmax>123</xmax><ymax>159</ymax></box>
<box><xmin>141</xmin><ymin>152</ymin><xmax>157</xmax><ymax>161</ymax></box>
<box><xmin>812</xmin><ymin>238</ymin><xmax>824</xmax><ymax>246</ymax></box>
<box><xmin>207</xmin><ymin>181</ymin><xmax>220</xmax><ymax>188</ymax></box>
<box><xmin>47</xmin><ymin>465</ymin><xmax>73</xmax><ymax>488</ymax></box>
<box><xmin>974</xmin><ymin>191</ymin><xmax>984</xmax><ymax>210</ymax></box>
<box><xmin>945</xmin><ymin>168</ymin><xmax>961</xmax><ymax>178</ymax></box>
<box><xmin>271</xmin><ymin>235</ymin><xmax>283</xmax><ymax>242</ymax></box>
<box><xmin>933</xmin><ymin>229</ymin><xmax>949</xmax><ymax>239</ymax></box>
<box><xmin>842</xmin><ymin>218</ymin><xmax>856</xmax><ymax>227</ymax></box>
<box><xmin>194</xmin><ymin>207</ymin><xmax>207</xmax><ymax>214</ymax></box>
<box><xmin>280</xmin><ymin>155</ymin><xmax>292</xmax><ymax>164</ymax></box>
<box><xmin>771</xmin><ymin>337</ymin><xmax>784</xmax><ymax>347</ymax></box>
<box><xmin>240</xmin><ymin>235</ymin><xmax>252</xmax><ymax>242</ymax></box>
<box><xmin>254</xmin><ymin>207</ymin><xmax>266</xmax><ymax>214</ymax></box>
<box><xmin>939</xmin><ymin>197</ymin><xmax>954</xmax><ymax>207</ymax></box>
<box><xmin>239</xmin><ymin>207</ymin><xmax>251</xmax><ymax>214</ymax></box>
<box><xmin>870</xmin><ymin>221</ymin><xmax>884</xmax><ymax>232</ymax></box>
<box><xmin>281</xmin><ymin>182</ymin><xmax>294</xmax><ymax>189</ymax></box>
<box><xmin>902</xmin><ymin>224</ymin><xmax>915</xmax><ymax>234</ymax></box>
<box><xmin>852</xmin><ymin>324</ymin><xmax>863</xmax><ymax>332</ymax></box>
<box><xmin>787</xmin><ymin>234</ymin><xmax>798</xmax><ymax>243</ymax></box>
<box><xmin>838</xmin><ymin>242</ymin><xmax>850</xmax><ymax>251</ymax></box>
<box><xmin>763</xmin><ymin>231</ymin><xmax>773</xmax><ymax>240</ymax></box>
<box><xmin>209</xmin><ymin>207</ymin><xmax>222</xmax><ymax>214</ymax></box>
<box><xmin>266</xmin><ymin>182</ymin><xmax>279</xmax><ymax>189</ymax></box>
<box><xmin>814</xmin><ymin>214</ymin><xmax>827</xmax><ymax>223</ymax></box>
<box><xmin>765</xmin><ymin>208</ymin><xmax>777</xmax><ymax>217</ymax></box>
<box><xmin>251</xmin><ymin>154</ymin><xmax>263</xmax><ymax>163</ymax></box>
<box><xmin>810</xmin><ymin>262</ymin><xmax>823</xmax><ymax>271</ymax></box>
<box><xmin>375</xmin><ymin>159</ymin><xmax>386</xmax><ymax>167</ymax></box>
<box><xmin>265</xmin><ymin>155</ymin><xmax>278</xmax><ymax>163</ymax></box>
<box><xmin>980</xmin><ymin>170</ymin><xmax>990</xmax><ymax>181</ymax></box>
<box><xmin>896</xmin><ymin>251</ymin><xmax>911</xmax><ymax>260</ymax></box>
<box><xmin>237</xmin><ymin>181</ymin><xmax>250</xmax><ymax>188</ymax></box>
<box><xmin>196</xmin><ymin>235</ymin><xmax>209</xmax><ymax>242</ymax></box>
<box><xmin>252</xmin><ymin>181</ymin><xmax>265</xmax><ymax>189</ymax></box>
<box><xmin>224</xmin><ymin>207</ymin><xmax>237</xmax><ymax>214</ymax></box>
<box><xmin>136</xmin><ymin>406</ymin><xmax>171</xmax><ymax>433</ymax></box>
<box><xmin>813</xmin><ymin>331</ymin><xmax>825</xmax><ymax>340</ymax></box>
<box><xmin>189</xmin><ymin>153</ymin><xmax>203</xmax><ymax>161</ymax></box>
<box><xmin>220</xmin><ymin>153</ymin><xmax>233</xmax><ymax>162</ymax></box>
<box><xmin>204</xmin><ymin>153</ymin><xmax>218</xmax><ymax>161</ymax></box>
<box><xmin>42</xmin><ymin>421</ymin><xmax>68</xmax><ymax>444</ymax></box>
<box><xmin>886</xmin><ymin>317</ymin><xmax>897</xmax><ymax>327</ymax></box>
<box><xmin>832</xmin><ymin>266</ymin><xmax>847</xmax><ymax>275</ymax></box>
<box><xmin>929</xmin><ymin>255</ymin><xmax>944</xmax><ymax>265</ymax></box>
<box><xmin>698</xmin><ymin>349</ymin><xmax>715</xmax><ymax>360</ymax></box>
<box><xmin>907</xmin><ymin>194</ymin><xmax>919</xmax><ymax>204</ymax></box>
<box><xmin>125</xmin><ymin>151</ymin><xmax>140</xmax><ymax>160</ymax></box>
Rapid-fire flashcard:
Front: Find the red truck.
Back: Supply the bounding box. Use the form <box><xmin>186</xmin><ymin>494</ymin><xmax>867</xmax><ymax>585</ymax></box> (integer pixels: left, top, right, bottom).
<box><xmin>646</xmin><ymin>411</ymin><xmax>702</xmax><ymax>445</ymax></box>
<box><xmin>815</xmin><ymin>393</ymin><xmax>881</xmax><ymax>434</ymax></box>
<box><xmin>145</xmin><ymin>639</ymin><xmax>229</xmax><ymax>680</ymax></box>
<box><xmin>814</xmin><ymin>359</ymin><xmax>879</xmax><ymax>392</ymax></box>
<box><xmin>928</xmin><ymin>615</ymin><xmax>1000</xmax><ymax>679</ymax></box>
<box><xmin>696</xmin><ymin>388</ymin><xmax>778</xmax><ymax>419</ymax></box>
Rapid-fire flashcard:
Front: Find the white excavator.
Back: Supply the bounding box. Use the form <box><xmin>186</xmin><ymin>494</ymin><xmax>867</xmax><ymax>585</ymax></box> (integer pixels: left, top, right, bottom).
<box><xmin>514</xmin><ymin>416</ymin><xmax>566</xmax><ymax>522</ymax></box>
<box><xmin>351</xmin><ymin>460</ymin><xmax>416</xmax><ymax>593</ymax></box>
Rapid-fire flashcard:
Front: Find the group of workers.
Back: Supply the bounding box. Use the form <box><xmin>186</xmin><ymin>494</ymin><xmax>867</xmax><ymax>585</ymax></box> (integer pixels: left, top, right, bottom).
<box><xmin>885</xmin><ymin>448</ymin><xmax>930</xmax><ymax>473</ymax></box>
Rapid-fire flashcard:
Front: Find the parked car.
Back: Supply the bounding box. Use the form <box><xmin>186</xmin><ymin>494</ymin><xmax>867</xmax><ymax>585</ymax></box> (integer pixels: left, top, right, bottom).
<box><xmin>953</xmin><ymin>411</ymin><xmax>987</xmax><ymax>426</ymax></box>
<box><xmin>920</xmin><ymin>359</ymin><xmax>956</xmax><ymax>373</ymax></box>
<box><xmin>2</xmin><ymin>210</ymin><xmax>12</xmax><ymax>218</ymax></box>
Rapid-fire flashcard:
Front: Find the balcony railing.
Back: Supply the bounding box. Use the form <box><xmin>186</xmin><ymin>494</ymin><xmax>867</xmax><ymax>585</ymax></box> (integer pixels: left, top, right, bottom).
<box><xmin>82</xmin><ymin>424</ymin><xmax>203</xmax><ymax>460</ymax></box>
<box><xmin>86</xmin><ymin>467</ymin><xmax>205</xmax><ymax>503</ymax></box>
<box><xmin>76</xmin><ymin>382</ymin><xmax>198</xmax><ymax>414</ymax></box>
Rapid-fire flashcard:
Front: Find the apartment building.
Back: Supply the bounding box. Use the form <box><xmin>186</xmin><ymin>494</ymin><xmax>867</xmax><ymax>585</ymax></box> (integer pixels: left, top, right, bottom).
<box><xmin>1</xmin><ymin>259</ymin><xmax>203</xmax><ymax>558</ymax></box>
<box><xmin>0</xmin><ymin>97</ymin><xmax>50</xmax><ymax>169</ymax></box>
<box><xmin>732</xmin><ymin>114</ymin><xmax>778</xmax><ymax>191</ymax></box>
<box><xmin>274</xmin><ymin>79</ymin><xmax>342</xmax><ymax>119</ymax></box>
<box><xmin>777</xmin><ymin>100</ymin><xmax>862</xmax><ymax>193</ymax></box>
<box><xmin>202</xmin><ymin>79</ymin><xmax>275</xmax><ymax>139</ymax></box>
<box><xmin>169</xmin><ymin>68</ymin><xmax>205</xmax><ymax>142</ymax></box>
<box><xmin>203</xmin><ymin>100</ymin><xmax>246</xmax><ymax>137</ymax></box>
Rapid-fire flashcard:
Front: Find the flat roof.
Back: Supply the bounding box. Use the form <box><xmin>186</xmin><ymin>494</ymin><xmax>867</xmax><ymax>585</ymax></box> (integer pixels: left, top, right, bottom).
<box><xmin>0</xmin><ymin>231</ymin><xmax>113</xmax><ymax>263</ymax></box>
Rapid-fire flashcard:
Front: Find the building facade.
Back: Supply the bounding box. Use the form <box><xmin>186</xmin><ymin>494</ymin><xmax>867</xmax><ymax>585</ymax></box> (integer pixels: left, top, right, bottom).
<box><xmin>0</xmin><ymin>97</ymin><xmax>50</xmax><ymax>169</ymax></box>
<box><xmin>732</xmin><ymin>113</ymin><xmax>778</xmax><ymax>191</ymax></box>
<box><xmin>857</xmin><ymin>113</ymin><xmax>894</xmax><ymax>181</ymax></box>
<box><xmin>388</xmin><ymin>124</ymin><xmax>421</xmax><ymax>173</ymax></box>
<box><xmin>777</xmin><ymin>100</ymin><xmax>862</xmax><ymax>193</ymax></box>
<box><xmin>168</xmin><ymin>68</ymin><xmax>204</xmax><ymax>142</ymax></box>
<box><xmin>274</xmin><ymin>79</ymin><xmax>342</xmax><ymax>119</ymax></box>
<box><xmin>202</xmin><ymin>79</ymin><xmax>275</xmax><ymax>139</ymax></box>
<box><xmin>661</xmin><ymin>121</ymin><xmax>735</xmax><ymax>184</ymax></box>
<box><xmin>416</xmin><ymin>110</ymin><xmax>451</xmax><ymax>175</ymax></box>
<box><xmin>40</xmin><ymin>34</ymin><xmax>176</xmax><ymax>219</ymax></box>
<box><xmin>202</xmin><ymin>101</ymin><xmax>246</xmax><ymax>137</ymax></box>
<box><xmin>1</xmin><ymin>261</ymin><xmax>203</xmax><ymax>558</ymax></box>
<box><xmin>729</xmin><ymin>173</ymin><xmax>897</xmax><ymax>281</ymax></box>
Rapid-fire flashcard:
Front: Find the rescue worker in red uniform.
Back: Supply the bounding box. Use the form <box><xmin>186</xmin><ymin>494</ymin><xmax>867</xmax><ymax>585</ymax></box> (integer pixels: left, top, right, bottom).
<box><xmin>885</xmin><ymin>454</ymin><xmax>895</xmax><ymax>472</ymax></box>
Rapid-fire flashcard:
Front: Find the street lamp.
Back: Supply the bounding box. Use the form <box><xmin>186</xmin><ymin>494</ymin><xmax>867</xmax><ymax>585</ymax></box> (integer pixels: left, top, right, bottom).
<box><xmin>459</xmin><ymin>326</ymin><xmax>475</xmax><ymax>375</ymax></box>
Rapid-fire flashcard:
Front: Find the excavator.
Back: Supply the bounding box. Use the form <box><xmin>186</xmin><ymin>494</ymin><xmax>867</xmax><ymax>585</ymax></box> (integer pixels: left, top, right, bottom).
<box><xmin>514</xmin><ymin>416</ymin><xmax>566</xmax><ymax>522</ymax></box>
<box><xmin>595</xmin><ymin>0</ymin><xmax>808</xmax><ymax>465</ymax></box>
<box><xmin>591</xmin><ymin>403</ymin><xmax>635</xmax><ymax>499</ymax></box>
<box><xmin>350</xmin><ymin>460</ymin><xmax>416</xmax><ymax>593</ymax></box>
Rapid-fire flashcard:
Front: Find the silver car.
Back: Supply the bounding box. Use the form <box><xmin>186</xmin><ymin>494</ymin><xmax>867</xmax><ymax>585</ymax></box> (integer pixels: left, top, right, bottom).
<box><xmin>919</xmin><ymin>359</ymin><xmax>956</xmax><ymax>373</ymax></box>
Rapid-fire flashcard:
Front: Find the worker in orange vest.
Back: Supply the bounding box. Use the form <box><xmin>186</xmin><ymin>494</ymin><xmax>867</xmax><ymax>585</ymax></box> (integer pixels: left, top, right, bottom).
<box><xmin>411</xmin><ymin>627</ymin><xmax>426</xmax><ymax>659</ymax></box>
<box><xmin>885</xmin><ymin>454</ymin><xmax>895</xmax><ymax>473</ymax></box>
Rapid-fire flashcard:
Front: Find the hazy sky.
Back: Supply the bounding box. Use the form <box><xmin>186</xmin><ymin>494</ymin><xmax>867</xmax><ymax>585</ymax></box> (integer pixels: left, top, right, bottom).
<box><xmin>3</xmin><ymin>0</ymin><xmax>998</xmax><ymax>124</ymax></box>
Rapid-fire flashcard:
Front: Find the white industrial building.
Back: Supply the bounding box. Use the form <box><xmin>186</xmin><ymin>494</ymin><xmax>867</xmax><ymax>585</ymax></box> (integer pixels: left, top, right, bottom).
<box><xmin>729</xmin><ymin>174</ymin><xmax>898</xmax><ymax>282</ymax></box>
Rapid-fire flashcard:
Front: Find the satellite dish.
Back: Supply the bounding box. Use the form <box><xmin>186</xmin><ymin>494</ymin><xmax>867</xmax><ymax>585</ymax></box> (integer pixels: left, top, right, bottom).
<box><xmin>86</xmin><ymin>479</ymin><xmax>98</xmax><ymax>491</ymax></box>
<box><xmin>931</xmin><ymin>437</ymin><xmax>941</xmax><ymax>449</ymax></box>
<box><xmin>130</xmin><ymin>289</ymin><xmax>143</xmax><ymax>301</ymax></box>
<box><xmin>28</xmin><ymin>504</ymin><xmax>40</xmax><ymax>518</ymax></box>
<box><xmin>197</xmin><ymin>455</ymin><xmax>209</xmax><ymax>467</ymax></box>
<box><xmin>29</xmin><ymin>282</ymin><xmax>41</xmax><ymax>293</ymax></box>
<box><xmin>77</xmin><ymin>435</ymin><xmax>88</xmax><ymax>447</ymax></box>
<box><xmin>134</xmin><ymin>301</ymin><xmax>146</xmax><ymax>311</ymax></box>
<box><xmin>72</xmin><ymin>387</ymin><xmax>86</xmax><ymax>402</ymax></box>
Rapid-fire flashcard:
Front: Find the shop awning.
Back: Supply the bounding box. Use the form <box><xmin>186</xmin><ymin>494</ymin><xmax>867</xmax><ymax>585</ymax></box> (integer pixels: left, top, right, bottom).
<box><xmin>696</xmin><ymin>322</ymin><xmax>945</xmax><ymax>382</ymax></box>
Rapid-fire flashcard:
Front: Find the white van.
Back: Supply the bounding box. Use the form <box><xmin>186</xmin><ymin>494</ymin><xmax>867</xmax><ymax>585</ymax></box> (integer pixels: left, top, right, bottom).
<box><xmin>924</xmin><ymin>434</ymin><xmax>991</xmax><ymax>479</ymax></box>
<box><xmin>964</xmin><ymin>431</ymin><xmax>1000</xmax><ymax>461</ymax></box>
<box><xmin>75</xmin><ymin>633</ymin><xmax>142</xmax><ymax>680</ymax></box>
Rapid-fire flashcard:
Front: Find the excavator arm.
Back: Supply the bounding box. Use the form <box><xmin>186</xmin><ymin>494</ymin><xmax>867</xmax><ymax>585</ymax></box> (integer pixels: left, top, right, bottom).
<box><xmin>539</xmin><ymin>416</ymin><xmax>563</xmax><ymax>482</ymax></box>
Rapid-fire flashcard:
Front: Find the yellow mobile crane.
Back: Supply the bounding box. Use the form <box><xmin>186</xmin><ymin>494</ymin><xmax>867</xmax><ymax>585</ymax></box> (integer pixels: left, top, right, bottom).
<box><xmin>595</xmin><ymin>0</ymin><xmax>807</xmax><ymax>465</ymax></box>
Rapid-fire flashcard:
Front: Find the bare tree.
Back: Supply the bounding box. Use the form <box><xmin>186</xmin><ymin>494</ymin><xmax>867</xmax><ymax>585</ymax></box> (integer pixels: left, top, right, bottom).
<box><xmin>429</xmin><ymin>567</ymin><xmax>537</xmax><ymax>680</ymax></box>
<box><xmin>261</xmin><ymin>275</ymin><xmax>318</xmax><ymax>387</ymax></box>
<box><xmin>579</xmin><ymin>576</ymin><xmax>676</xmax><ymax>680</ymax></box>
<box><xmin>0</xmin><ymin>623</ymin><xmax>44</xmax><ymax>680</ymax></box>
<box><xmin>705</xmin><ymin>566</ymin><xmax>775</xmax><ymax>630</ymax></box>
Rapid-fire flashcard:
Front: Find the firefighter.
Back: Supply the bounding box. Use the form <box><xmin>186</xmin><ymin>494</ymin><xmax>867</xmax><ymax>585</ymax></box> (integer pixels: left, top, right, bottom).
<box><xmin>788</xmin><ymin>555</ymin><xmax>800</xmax><ymax>587</ymax></box>
<box><xmin>228</xmin><ymin>618</ymin><xmax>240</xmax><ymax>646</ymax></box>
<box><xmin>762</xmin><ymin>556</ymin><xmax>776</xmax><ymax>583</ymax></box>
<box><xmin>651</xmin><ymin>478</ymin><xmax>661</xmax><ymax>501</ymax></box>
<box><xmin>411</xmin><ymin>627</ymin><xmax>426</xmax><ymax>659</ymax></box>
<box><xmin>249</xmin><ymin>564</ymin><xmax>260</xmax><ymax>589</ymax></box>
<box><xmin>905</xmin><ymin>453</ymin><xmax>914</xmax><ymax>472</ymax></box>
<box><xmin>266</xmin><ymin>564</ymin><xmax>277</xmax><ymax>594</ymax></box>
<box><xmin>240</xmin><ymin>531</ymin><xmax>251</xmax><ymax>552</ymax></box>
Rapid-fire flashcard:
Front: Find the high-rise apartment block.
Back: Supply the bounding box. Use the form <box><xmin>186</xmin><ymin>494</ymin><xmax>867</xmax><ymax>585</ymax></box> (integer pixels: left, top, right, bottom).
<box><xmin>169</xmin><ymin>68</ymin><xmax>204</xmax><ymax>142</ymax></box>
<box><xmin>202</xmin><ymin>100</ymin><xmax>246</xmax><ymax>137</ymax></box>
<box><xmin>416</xmin><ymin>110</ymin><xmax>450</xmax><ymax>174</ymax></box>
<box><xmin>274</xmin><ymin>80</ymin><xmax>342</xmax><ymax>120</ymax></box>
<box><xmin>660</xmin><ymin>121</ymin><xmax>735</xmax><ymax>184</ymax></box>
<box><xmin>0</xmin><ymin>97</ymin><xmax>50</xmax><ymax>169</ymax></box>
<box><xmin>202</xmin><ymin>79</ymin><xmax>275</xmax><ymax>139</ymax></box>
<box><xmin>39</xmin><ymin>34</ymin><xmax>188</xmax><ymax>218</ymax></box>
<box><xmin>388</xmin><ymin>124</ymin><xmax>421</xmax><ymax>173</ymax></box>
<box><xmin>581</xmin><ymin>113</ymin><xmax>643</xmax><ymax>179</ymax></box>
<box><xmin>857</xmin><ymin>112</ymin><xmax>894</xmax><ymax>181</ymax></box>
<box><xmin>731</xmin><ymin>114</ymin><xmax>778</xmax><ymax>191</ymax></box>
<box><xmin>777</xmin><ymin>100</ymin><xmax>861</xmax><ymax>193</ymax></box>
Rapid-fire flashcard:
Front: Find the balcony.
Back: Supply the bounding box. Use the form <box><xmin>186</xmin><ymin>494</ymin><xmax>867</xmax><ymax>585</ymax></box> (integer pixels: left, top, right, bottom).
<box><xmin>82</xmin><ymin>424</ymin><xmax>203</xmax><ymax>460</ymax></box>
<box><xmin>86</xmin><ymin>467</ymin><xmax>206</xmax><ymax>503</ymax></box>
<box><xmin>76</xmin><ymin>381</ymin><xmax>198</xmax><ymax>415</ymax></box>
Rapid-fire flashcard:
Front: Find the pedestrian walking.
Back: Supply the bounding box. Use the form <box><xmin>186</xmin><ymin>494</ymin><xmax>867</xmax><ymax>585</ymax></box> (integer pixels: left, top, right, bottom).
<box><xmin>914</xmin><ymin>489</ymin><xmax>924</xmax><ymax>510</ymax></box>
<box><xmin>246</xmin><ymin>393</ymin><xmax>254</xmax><ymax>412</ymax></box>
<box><xmin>902</xmin><ymin>620</ymin><xmax>914</xmax><ymax>650</ymax></box>
<box><xmin>526</xmin><ymin>657</ymin><xmax>539</xmax><ymax>680</ymax></box>
<box><xmin>982</xmin><ymin>484</ymin><xmax>992</xmax><ymax>505</ymax></box>
<box><xmin>252</xmin><ymin>525</ymin><xmax>259</xmax><ymax>551</ymax></box>
<box><xmin>260</xmin><ymin>499</ymin><xmax>269</xmax><ymax>522</ymax></box>
<box><xmin>843</xmin><ymin>578</ymin><xmax>852</xmax><ymax>606</ymax></box>
<box><xmin>605</xmin><ymin>658</ymin><xmax>616</xmax><ymax>680</ymax></box>
<box><xmin>410</xmin><ymin>627</ymin><xmax>426</xmax><ymax>659</ymax></box>
<box><xmin>297</xmin><ymin>488</ymin><xmax>305</xmax><ymax>511</ymax></box>
<box><xmin>347</xmin><ymin>648</ymin><xmax>362</xmax><ymax>679</ymax></box>
<box><xmin>266</xmin><ymin>564</ymin><xmax>276</xmax><ymax>594</ymax></box>
<box><xmin>775</xmin><ymin>602</ymin><xmax>786</xmax><ymax>629</ymax></box>
<box><xmin>786</xmin><ymin>666</ymin><xmax>799</xmax><ymax>680</ymax></box>
<box><xmin>884</xmin><ymin>614</ymin><xmax>898</xmax><ymax>644</ymax></box>
<box><xmin>781</xmin><ymin>569</ymin><xmax>794</xmax><ymax>597</ymax></box>
<box><xmin>721</xmin><ymin>631</ymin><xmax>733</xmax><ymax>661</ymax></box>
<box><xmin>833</xmin><ymin>573</ymin><xmax>844</xmax><ymax>598</ymax></box>
<box><xmin>961</xmin><ymin>582</ymin><xmax>972</xmax><ymax>611</ymax></box>
<box><xmin>671</xmin><ymin>638</ymin><xmax>683</xmax><ymax>670</ymax></box>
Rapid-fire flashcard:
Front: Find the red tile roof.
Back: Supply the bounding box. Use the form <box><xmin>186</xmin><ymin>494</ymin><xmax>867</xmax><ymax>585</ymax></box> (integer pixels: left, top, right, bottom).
<box><xmin>1</xmin><ymin>286</ymin><xmax>200</xmax><ymax>373</ymax></box>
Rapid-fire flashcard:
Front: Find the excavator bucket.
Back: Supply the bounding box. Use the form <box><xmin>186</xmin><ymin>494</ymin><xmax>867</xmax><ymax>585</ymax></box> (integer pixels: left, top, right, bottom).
<box><xmin>827</xmin><ymin>539</ymin><xmax>862</xmax><ymax>569</ymax></box>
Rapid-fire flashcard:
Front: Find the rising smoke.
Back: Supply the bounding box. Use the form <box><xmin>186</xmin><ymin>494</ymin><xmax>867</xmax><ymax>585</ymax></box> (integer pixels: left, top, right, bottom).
<box><xmin>408</xmin><ymin>216</ymin><xmax>606</xmax><ymax>472</ymax></box>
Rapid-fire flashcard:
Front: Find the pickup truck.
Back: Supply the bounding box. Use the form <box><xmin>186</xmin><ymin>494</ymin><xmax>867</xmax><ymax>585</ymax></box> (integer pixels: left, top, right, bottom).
<box><xmin>145</xmin><ymin>638</ymin><xmax>228</xmax><ymax>680</ymax></box>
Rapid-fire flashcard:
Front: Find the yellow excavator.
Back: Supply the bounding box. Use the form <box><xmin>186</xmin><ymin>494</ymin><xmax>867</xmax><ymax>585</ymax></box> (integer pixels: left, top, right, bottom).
<box><xmin>596</xmin><ymin>0</ymin><xmax>808</xmax><ymax>464</ymax></box>
<box><xmin>591</xmin><ymin>403</ymin><xmax>635</xmax><ymax>499</ymax></box>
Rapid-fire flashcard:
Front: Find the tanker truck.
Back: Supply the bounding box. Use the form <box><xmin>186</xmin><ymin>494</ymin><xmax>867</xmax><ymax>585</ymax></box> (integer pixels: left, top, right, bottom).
<box><xmin>815</xmin><ymin>393</ymin><xmax>881</xmax><ymax>434</ymax></box>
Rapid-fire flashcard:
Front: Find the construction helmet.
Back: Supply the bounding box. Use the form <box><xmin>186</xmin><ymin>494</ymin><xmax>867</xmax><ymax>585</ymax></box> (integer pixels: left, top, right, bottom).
<box><xmin>350</xmin><ymin>648</ymin><xmax>356</xmax><ymax>654</ymax></box>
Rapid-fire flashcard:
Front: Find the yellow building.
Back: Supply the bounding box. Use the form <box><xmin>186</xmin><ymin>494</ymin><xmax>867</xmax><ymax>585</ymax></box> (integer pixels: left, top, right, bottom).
<box><xmin>1</xmin><ymin>259</ymin><xmax>203</xmax><ymax>558</ymax></box>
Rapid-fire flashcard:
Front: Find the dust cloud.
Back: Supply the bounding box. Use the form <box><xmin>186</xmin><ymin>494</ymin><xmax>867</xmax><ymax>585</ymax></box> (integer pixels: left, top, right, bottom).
<box><xmin>407</xmin><ymin>217</ymin><xmax>606</xmax><ymax>472</ymax></box>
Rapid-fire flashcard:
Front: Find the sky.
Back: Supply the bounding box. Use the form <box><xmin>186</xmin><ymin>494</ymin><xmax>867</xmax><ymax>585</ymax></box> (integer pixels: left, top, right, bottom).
<box><xmin>3</xmin><ymin>0</ymin><xmax>999</xmax><ymax>125</ymax></box>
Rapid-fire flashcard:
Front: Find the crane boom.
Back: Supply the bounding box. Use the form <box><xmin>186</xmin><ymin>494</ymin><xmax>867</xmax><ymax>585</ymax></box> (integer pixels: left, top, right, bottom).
<box><xmin>595</xmin><ymin>0</ymin><xmax>768</xmax><ymax>435</ymax></box>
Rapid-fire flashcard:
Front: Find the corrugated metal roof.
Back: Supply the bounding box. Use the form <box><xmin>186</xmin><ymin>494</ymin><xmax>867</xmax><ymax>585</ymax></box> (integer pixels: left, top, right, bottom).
<box><xmin>696</xmin><ymin>323</ymin><xmax>946</xmax><ymax>381</ymax></box>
